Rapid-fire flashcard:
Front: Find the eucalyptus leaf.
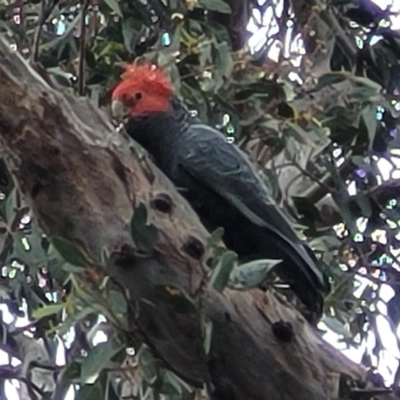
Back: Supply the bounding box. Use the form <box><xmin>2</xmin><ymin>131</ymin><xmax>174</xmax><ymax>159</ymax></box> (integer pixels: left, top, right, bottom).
<box><xmin>196</xmin><ymin>0</ymin><xmax>231</xmax><ymax>13</ymax></box>
<box><xmin>122</xmin><ymin>17</ymin><xmax>136</xmax><ymax>52</ymax></box>
<box><xmin>286</xmin><ymin>121</ymin><xmax>317</xmax><ymax>147</ymax></box>
<box><xmin>322</xmin><ymin>316</ymin><xmax>352</xmax><ymax>338</ymax></box>
<box><xmin>11</xmin><ymin>224</ymin><xmax>47</xmax><ymax>269</ymax></box>
<box><xmin>314</xmin><ymin>72</ymin><xmax>347</xmax><ymax>91</ymax></box>
<box><xmin>160</xmin><ymin>371</ymin><xmax>183</xmax><ymax>396</ymax></box>
<box><xmin>58</xmin><ymin>307</ymin><xmax>94</xmax><ymax>336</ymax></box>
<box><xmin>353</xmin><ymin>193</ymin><xmax>372</xmax><ymax>218</ymax></box>
<box><xmin>39</xmin><ymin>12</ymin><xmax>81</xmax><ymax>52</ymax></box>
<box><xmin>103</xmin><ymin>0</ymin><xmax>123</xmax><ymax>17</ymax></box>
<box><xmin>360</xmin><ymin>105</ymin><xmax>378</xmax><ymax>150</ymax></box>
<box><xmin>76</xmin><ymin>382</ymin><xmax>103</xmax><ymax>400</ymax></box>
<box><xmin>202</xmin><ymin>316</ymin><xmax>213</xmax><ymax>355</ymax></box>
<box><xmin>214</xmin><ymin>41</ymin><xmax>233</xmax><ymax>90</ymax></box>
<box><xmin>80</xmin><ymin>336</ymin><xmax>124</xmax><ymax>382</ymax></box>
<box><xmin>63</xmin><ymin>361</ymin><xmax>82</xmax><ymax>382</ymax></box>
<box><xmin>32</xmin><ymin>303</ymin><xmax>63</xmax><ymax>320</ymax></box>
<box><xmin>108</xmin><ymin>289</ymin><xmax>127</xmax><ymax>317</ymax></box>
<box><xmin>0</xmin><ymin>0</ymin><xmax>398</xmax><ymax>393</ymax></box>
<box><xmin>62</xmin><ymin>263</ymin><xmax>86</xmax><ymax>273</ymax></box>
<box><xmin>229</xmin><ymin>259</ymin><xmax>282</xmax><ymax>289</ymax></box>
<box><xmin>138</xmin><ymin>346</ymin><xmax>158</xmax><ymax>382</ymax></box>
<box><xmin>207</xmin><ymin>227</ymin><xmax>225</xmax><ymax>248</ymax></box>
<box><xmin>209</xmin><ymin>250</ymin><xmax>237</xmax><ymax>292</ymax></box>
<box><xmin>52</xmin><ymin>237</ymin><xmax>92</xmax><ymax>267</ymax></box>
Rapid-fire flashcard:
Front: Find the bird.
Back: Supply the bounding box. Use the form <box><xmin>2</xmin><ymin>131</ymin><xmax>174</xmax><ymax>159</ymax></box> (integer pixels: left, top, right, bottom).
<box><xmin>110</xmin><ymin>61</ymin><xmax>329</xmax><ymax>319</ymax></box>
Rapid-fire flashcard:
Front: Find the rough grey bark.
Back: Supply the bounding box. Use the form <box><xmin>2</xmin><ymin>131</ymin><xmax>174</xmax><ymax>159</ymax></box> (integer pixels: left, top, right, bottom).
<box><xmin>0</xmin><ymin>34</ymin><xmax>367</xmax><ymax>400</ymax></box>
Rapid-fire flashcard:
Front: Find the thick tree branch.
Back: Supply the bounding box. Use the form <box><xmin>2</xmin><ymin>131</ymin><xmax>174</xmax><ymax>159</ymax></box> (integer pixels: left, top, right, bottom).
<box><xmin>0</xmin><ymin>34</ymin><xmax>369</xmax><ymax>400</ymax></box>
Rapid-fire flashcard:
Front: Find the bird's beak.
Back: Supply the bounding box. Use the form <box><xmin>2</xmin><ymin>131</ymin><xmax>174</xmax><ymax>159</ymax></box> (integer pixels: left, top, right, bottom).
<box><xmin>111</xmin><ymin>98</ymin><xmax>127</xmax><ymax>119</ymax></box>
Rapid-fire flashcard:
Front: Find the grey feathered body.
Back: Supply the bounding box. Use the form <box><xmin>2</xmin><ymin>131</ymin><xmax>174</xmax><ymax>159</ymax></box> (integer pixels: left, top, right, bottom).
<box><xmin>124</xmin><ymin>97</ymin><xmax>328</xmax><ymax>316</ymax></box>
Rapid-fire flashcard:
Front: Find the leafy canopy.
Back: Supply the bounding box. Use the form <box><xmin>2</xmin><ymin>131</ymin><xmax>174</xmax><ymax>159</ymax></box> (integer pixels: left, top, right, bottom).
<box><xmin>0</xmin><ymin>0</ymin><xmax>400</xmax><ymax>397</ymax></box>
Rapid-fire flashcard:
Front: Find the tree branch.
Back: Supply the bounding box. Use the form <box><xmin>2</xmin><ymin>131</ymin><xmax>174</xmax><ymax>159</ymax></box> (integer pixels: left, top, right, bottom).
<box><xmin>78</xmin><ymin>0</ymin><xmax>90</xmax><ymax>96</ymax></box>
<box><xmin>0</xmin><ymin>33</ymin><xmax>370</xmax><ymax>400</ymax></box>
<box><xmin>30</xmin><ymin>0</ymin><xmax>46</xmax><ymax>63</ymax></box>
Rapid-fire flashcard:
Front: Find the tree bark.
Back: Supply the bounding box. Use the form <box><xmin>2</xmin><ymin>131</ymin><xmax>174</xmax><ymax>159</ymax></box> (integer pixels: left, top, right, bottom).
<box><xmin>0</xmin><ymin>34</ymin><xmax>368</xmax><ymax>400</ymax></box>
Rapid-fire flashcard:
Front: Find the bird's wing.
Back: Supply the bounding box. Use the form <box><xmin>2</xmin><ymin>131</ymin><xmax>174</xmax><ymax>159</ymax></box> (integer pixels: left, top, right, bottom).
<box><xmin>177</xmin><ymin>123</ymin><xmax>327</xmax><ymax>290</ymax></box>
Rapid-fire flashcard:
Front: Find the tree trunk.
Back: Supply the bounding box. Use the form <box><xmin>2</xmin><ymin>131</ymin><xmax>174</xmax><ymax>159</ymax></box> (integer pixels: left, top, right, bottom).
<box><xmin>0</xmin><ymin>34</ymin><xmax>368</xmax><ymax>400</ymax></box>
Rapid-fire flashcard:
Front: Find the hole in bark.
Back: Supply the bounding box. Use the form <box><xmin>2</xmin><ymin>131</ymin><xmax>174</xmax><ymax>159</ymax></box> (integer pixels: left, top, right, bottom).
<box><xmin>272</xmin><ymin>320</ymin><xmax>294</xmax><ymax>343</ymax></box>
<box><xmin>181</xmin><ymin>236</ymin><xmax>205</xmax><ymax>260</ymax></box>
<box><xmin>150</xmin><ymin>193</ymin><xmax>173</xmax><ymax>214</ymax></box>
<box><xmin>224</xmin><ymin>312</ymin><xmax>231</xmax><ymax>322</ymax></box>
<box><xmin>111</xmin><ymin>245</ymin><xmax>137</xmax><ymax>269</ymax></box>
<box><xmin>49</xmin><ymin>147</ymin><xmax>60</xmax><ymax>157</ymax></box>
<box><xmin>63</xmin><ymin>218</ymin><xmax>74</xmax><ymax>234</ymax></box>
<box><xmin>31</xmin><ymin>182</ymin><xmax>43</xmax><ymax>199</ymax></box>
<box><xmin>114</xmin><ymin>255</ymin><xmax>132</xmax><ymax>269</ymax></box>
<box><xmin>111</xmin><ymin>245</ymin><xmax>148</xmax><ymax>270</ymax></box>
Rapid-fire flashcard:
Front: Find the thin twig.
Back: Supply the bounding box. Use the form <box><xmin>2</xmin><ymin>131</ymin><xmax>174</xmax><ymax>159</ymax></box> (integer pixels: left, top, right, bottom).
<box><xmin>31</xmin><ymin>0</ymin><xmax>46</xmax><ymax>64</ymax></box>
<box><xmin>279</xmin><ymin>159</ymin><xmax>334</xmax><ymax>194</ymax></box>
<box><xmin>78</xmin><ymin>0</ymin><xmax>90</xmax><ymax>96</ymax></box>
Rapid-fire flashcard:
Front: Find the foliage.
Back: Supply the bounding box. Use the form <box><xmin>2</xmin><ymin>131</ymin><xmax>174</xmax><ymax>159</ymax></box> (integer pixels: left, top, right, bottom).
<box><xmin>0</xmin><ymin>0</ymin><xmax>400</xmax><ymax>398</ymax></box>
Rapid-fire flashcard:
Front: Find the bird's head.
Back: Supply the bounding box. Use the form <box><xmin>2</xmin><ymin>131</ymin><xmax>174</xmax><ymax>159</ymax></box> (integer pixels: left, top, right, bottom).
<box><xmin>111</xmin><ymin>61</ymin><xmax>173</xmax><ymax>119</ymax></box>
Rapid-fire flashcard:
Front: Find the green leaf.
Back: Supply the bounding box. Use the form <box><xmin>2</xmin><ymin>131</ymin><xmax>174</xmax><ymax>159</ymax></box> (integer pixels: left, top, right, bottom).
<box><xmin>108</xmin><ymin>289</ymin><xmax>127</xmax><ymax>317</ymax></box>
<box><xmin>103</xmin><ymin>0</ymin><xmax>122</xmax><ymax>17</ymax></box>
<box><xmin>130</xmin><ymin>203</ymin><xmax>158</xmax><ymax>252</ymax></box>
<box><xmin>6</xmin><ymin>189</ymin><xmax>18</xmax><ymax>224</ymax></box>
<box><xmin>62</xmin><ymin>263</ymin><xmax>86</xmax><ymax>273</ymax></box>
<box><xmin>40</xmin><ymin>12</ymin><xmax>81</xmax><ymax>52</ymax></box>
<box><xmin>350</xmin><ymin>86</ymin><xmax>380</xmax><ymax>101</ymax></box>
<box><xmin>180</xmin><ymin>82</ymin><xmax>208</xmax><ymax>120</ymax></box>
<box><xmin>58</xmin><ymin>307</ymin><xmax>94</xmax><ymax>336</ymax></box>
<box><xmin>52</xmin><ymin>237</ymin><xmax>92</xmax><ymax>267</ymax></box>
<box><xmin>46</xmin><ymin>245</ymin><xmax>70</xmax><ymax>283</ymax></box>
<box><xmin>76</xmin><ymin>382</ymin><xmax>103</xmax><ymax>400</ymax></box>
<box><xmin>12</xmin><ymin>224</ymin><xmax>48</xmax><ymax>269</ymax></box>
<box><xmin>121</xmin><ymin>17</ymin><xmax>136</xmax><ymax>52</ymax></box>
<box><xmin>314</xmin><ymin>72</ymin><xmax>347</xmax><ymax>91</ymax></box>
<box><xmin>202</xmin><ymin>316</ymin><xmax>213</xmax><ymax>355</ymax></box>
<box><xmin>63</xmin><ymin>361</ymin><xmax>82</xmax><ymax>382</ymax></box>
<box><xmin>197</xmin><ymin>39</ymin><xmax>213</xmax><ymax>69</ymax></box>
<box><xmin>354</xmin><ymin>193</ymin><xmax>372</xmax><ymax>218</ymax></box>
<box><xmin>160</xmin><ymin>371</ymin><xmax>183</xmax><ymax>396</ymax></box>
<box><xmin>81</xmin><ymin>336</ymin><xmax>124</xmax><ymax>382</ymax></box>
<box><xmin>206</xmin><ymin>227</ymin><xmax>225</xmax><ymax>248</ymax></box>
<box><xmin>346</xmin><ymin>73</ymin><xmax>382</xmax><ymax>91</ymax></box>
<box><xmin>214</xmin><ymin>41</ymin><xmax>233</xmax><ymax>91</ymax></box>
<box><xmin>360</xmin><ymin>105</ymin><xmax>377</xmax><ymax>150</ymax></box>
<box><xmin>196</xmin><ymin>0</ymin><xmax>231</xmax><ymax>13</ymax></box>
<box><xmin>286</xmin><ymin>121</ymin><xmax>317</xmax><ymax>147</ymax></box>
<box><xmin>138</xmin><ymin>346</ymin><xmax>158</xmax><ymax>382</ymax></box>
<box><xmin>322</xmin><ymin>316</ymin><xmax>352</xmax><ymax>338</ymax></box>
<box><xmin>209</xmin><ymin>250</ymin><xmax>237</xmax><ymax>292</ymax></box>
<box><xmin>228</xmin><ymin>259</ymin><xmax>282</xmax><ymax>289</ymax></box>
<box><xmin>310</xmin><ymin>236</ymin><xmax>342</xmax><ymax>253</ymax></box>
<box><xmin>32</xmin><ymin>303</ymin><xmax>63</xmax><ymax>320</ymax></box>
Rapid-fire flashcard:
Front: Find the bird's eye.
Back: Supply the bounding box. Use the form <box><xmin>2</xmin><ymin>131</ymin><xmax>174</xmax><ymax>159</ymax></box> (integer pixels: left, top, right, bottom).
<box><xmin>122</xmin><ymin>92</ymin><xmax>142</xmax><ymax>107</ymax></box>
